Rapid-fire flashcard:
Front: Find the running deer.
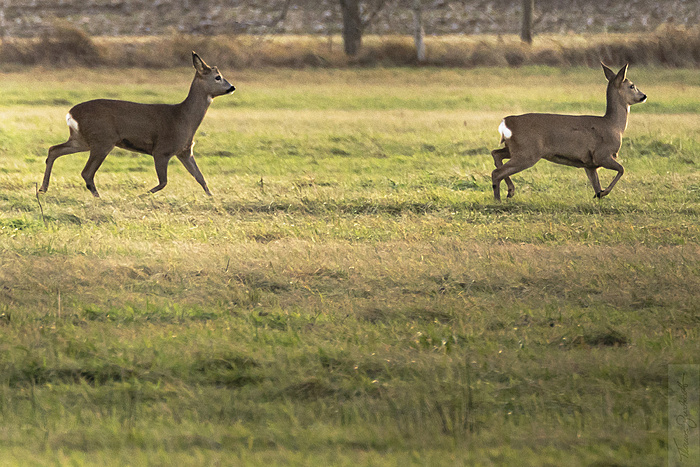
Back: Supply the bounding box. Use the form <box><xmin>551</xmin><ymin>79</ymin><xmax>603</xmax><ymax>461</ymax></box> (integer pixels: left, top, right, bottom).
<box><xmin>39</xmin><ymin>52</ymin><xmax>235</xmax><ymax>197</ymax></box>
<box><xmin>491</xmin><ymin>63</ymin><xmax>646</xmax><ymax>202</ymax></box>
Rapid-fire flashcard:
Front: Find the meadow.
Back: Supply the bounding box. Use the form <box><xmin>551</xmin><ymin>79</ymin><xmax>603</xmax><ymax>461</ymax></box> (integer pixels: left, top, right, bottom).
<box><xmin>0</xmin><ymin>64</ymin><xmax>698</xmax><ymax>465</ymax></box>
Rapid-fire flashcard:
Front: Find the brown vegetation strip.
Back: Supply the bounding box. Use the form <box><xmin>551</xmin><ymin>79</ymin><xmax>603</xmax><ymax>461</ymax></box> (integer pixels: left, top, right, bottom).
<box><xmin>2</xmin><ymin>24</ymin><xmax>700</xmax><ymax>69</ymax></box>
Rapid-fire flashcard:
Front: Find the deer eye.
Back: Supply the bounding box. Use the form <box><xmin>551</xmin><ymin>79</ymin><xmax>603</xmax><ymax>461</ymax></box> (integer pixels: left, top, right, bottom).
<box><xmin>215</xmin><ymin>76</ymin><xmax>222</xmax><ymax>81</ymax></box>
<box><xmin>629</xmin><ymin>84</ymin><xmax>635</xmax><ymax>89</ymax></box>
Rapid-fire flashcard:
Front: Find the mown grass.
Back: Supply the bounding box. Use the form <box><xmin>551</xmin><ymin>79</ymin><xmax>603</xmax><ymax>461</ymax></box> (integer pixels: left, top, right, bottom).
<box><xmin>0</xmin><ymin>65</ymin><xmax>698</xmax><ymax>465</ymax></box>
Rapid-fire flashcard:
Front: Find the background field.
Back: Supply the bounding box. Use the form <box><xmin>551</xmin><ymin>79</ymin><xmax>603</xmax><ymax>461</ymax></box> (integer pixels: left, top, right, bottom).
<box><xmin>0</xmin><ymin>65</ymin><xmax>698</xmax><ymax>465</ymax></box>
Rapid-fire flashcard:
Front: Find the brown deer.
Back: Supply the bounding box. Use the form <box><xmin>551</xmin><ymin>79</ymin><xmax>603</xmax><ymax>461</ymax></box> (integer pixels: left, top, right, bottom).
<box><xmin>39</xmin><ymin>52</ymin><xmax>235</xmax><ymax>197</ymax></box>
<box><xmin>491</xmin><ymin>63</ymin><xmax>646</xmax><ymax>202</ymax></box>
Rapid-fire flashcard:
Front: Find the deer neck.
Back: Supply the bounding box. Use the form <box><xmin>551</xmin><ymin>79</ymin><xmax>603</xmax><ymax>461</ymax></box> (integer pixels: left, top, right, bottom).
<box><xmin>178</xmin><ymin>77</ymin><xmax>212</xmax><ymax>136</ymax></box>
<box><xmin>604</xmin><ymin>85</ymin><xmax>630</xmax><ymax>134</ymax></box>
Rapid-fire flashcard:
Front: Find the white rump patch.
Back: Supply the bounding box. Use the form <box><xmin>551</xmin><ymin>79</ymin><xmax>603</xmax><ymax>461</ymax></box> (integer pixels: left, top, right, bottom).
<box><xmin>498</xmin><ymin>119</ymin><xmax>512</xmax><ymax>140</ymax></box>
<box><xmin>66</xmin><ymin>113</ymin><xmax>79</xmax><ymax>133</ymax></box>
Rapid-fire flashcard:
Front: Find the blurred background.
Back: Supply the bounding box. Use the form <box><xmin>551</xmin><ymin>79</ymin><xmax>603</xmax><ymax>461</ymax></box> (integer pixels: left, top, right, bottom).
<box><xmin>0</xmin><ymin>1</ymin><xmax>699</xmax><ymax>68</ymax></box>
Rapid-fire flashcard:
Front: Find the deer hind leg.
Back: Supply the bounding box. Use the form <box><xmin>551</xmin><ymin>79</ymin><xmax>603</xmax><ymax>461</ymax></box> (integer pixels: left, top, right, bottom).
<box><xmin>491</xmin><ymin>151</ymin><xmax>538</xmax><ymax>202</ymax></box>
<box><xmin>492</xmin><ymin>147</ymin><xmax>515</xmax><ymax>198</ymax></box>
<box><xmin>81</xmin><ymin>143</ymin><xmax>115</xmax><ymax>198</ymax></box>
<box><xmin>595</xmin><ymin>157</ymin><xmax>624</xmax><ymax>198</ymax></box>
<box><xmin>39</xmin><ymin>137</ymin><xmax>89</xmax><ymax>193</ymax></box>
<box><xmin>176</xmin><ymin>144</ymin><xmax>212</xmax><ymax>196</ymax></box>
<box><xmin>149</xmin><ymin>153</ymin><xmax>174</xmax><ymax>194</ymax></box>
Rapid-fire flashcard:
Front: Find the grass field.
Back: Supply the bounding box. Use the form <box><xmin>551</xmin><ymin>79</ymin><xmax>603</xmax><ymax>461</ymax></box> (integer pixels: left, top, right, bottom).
<box><xmin>0</xmin><ymin>65</ymin><xmax>699</xmax><ymax>465</ymax></box>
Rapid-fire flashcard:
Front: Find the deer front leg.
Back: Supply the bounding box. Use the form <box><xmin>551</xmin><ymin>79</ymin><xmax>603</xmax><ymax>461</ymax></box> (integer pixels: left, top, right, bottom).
<box><xmin>584</xmin><ymin>167</ymin><xmax>603</xmax><ymax>198</ymax></box>
<box><xmin>596</xmin><ymin>157</ymin><xmax>624</xmax><ymax>198</ymax></box>
<box><xmin>176</xmin><ymin>144</ymin><xmax>212</xmax><ymax>196</ymax></box>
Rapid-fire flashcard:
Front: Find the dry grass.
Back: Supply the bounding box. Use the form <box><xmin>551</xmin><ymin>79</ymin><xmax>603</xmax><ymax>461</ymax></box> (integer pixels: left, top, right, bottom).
<box><xmin>2</xmin><ymin>24</ymin><xmax>700</xmax><ymax>69</ymax></box>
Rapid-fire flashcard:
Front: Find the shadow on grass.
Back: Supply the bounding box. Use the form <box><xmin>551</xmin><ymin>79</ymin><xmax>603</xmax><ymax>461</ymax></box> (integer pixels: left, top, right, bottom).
<box><xmin>217</xmin><ymin>197</ymin><xmax>676</xmax><ymax>217</ymax></box>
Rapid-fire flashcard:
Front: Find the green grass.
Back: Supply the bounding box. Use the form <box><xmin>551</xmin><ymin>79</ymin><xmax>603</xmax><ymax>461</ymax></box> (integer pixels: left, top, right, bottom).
<box><xmin>0</xmin><ymin>65</ymin><xmax>698</xmax><ymax>465</ymax></box>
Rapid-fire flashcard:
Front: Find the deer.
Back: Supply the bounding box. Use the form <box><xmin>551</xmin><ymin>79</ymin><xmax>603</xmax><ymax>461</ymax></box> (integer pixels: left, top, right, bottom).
<box><xmin>490</xmin><ymin>63</ymin><xmax>647</xmax><ymax>202</ymax></box>
<box><xmin>39</xmin><ymin>52</ymin><xmax>235</xmax><ymax>198</ymax></box>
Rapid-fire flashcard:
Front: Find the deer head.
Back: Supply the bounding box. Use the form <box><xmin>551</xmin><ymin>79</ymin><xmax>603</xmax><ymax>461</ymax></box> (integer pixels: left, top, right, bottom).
<box><xmin>192</xmin><ymin>52</ymin><xmax>235</xmax><ymax>100</ymax></box>
<box><xmin>602</xmin><ymin>63</ymin><xmax>647</xmax><ymax>107</ymax></box>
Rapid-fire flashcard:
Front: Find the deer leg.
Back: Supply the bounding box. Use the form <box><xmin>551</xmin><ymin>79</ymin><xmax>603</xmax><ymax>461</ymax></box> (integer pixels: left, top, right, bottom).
<box><xmin>81</xmin><ymin>143</ymin><xmax>114</xmax><ymax>198</ymax></box>
<box><xmin>584</xmin><ymin>167</ymin><xmax>603</xmax><ymax>198</ymax></box>
<box><xmin>176</xmin><ymin>148</ymin><xmax>212</xmax><ymax>196</ymax></box>
<box><xmin>150</xmin><ymin>153</ymin><xmax>173</xmax><ymax>194</ymax></box>
<box><xmin>39</xmin><ymin>138</ymin><xmax>89</xmax><ymax>193</ymax></box>
<box><xmin>492</xmin><ymin>147</ymin><xmax>515</xmax><ymax>198</ymax></box>
<box><xmin>596</xmin><ymin>158</ymin><xmax>624</xmax><ymax>198</ymax></box>
<box><xmin>492</xmin><ymin>155</ymin><xmax>538</xmax><ymax>202</ymax></box>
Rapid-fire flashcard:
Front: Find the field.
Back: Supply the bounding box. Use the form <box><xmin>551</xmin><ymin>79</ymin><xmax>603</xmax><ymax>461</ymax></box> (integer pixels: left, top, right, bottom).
<box><xmin>0</xmin><ymin>64</ymin><xmax>699</xmax><ymax>465</ymax></box>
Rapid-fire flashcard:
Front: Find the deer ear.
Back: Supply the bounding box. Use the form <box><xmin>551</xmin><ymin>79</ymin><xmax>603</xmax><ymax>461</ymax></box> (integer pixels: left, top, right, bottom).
<box><xmin>192</xmin><ymin>52</ymin><xmax>211</xmax><ymax>75</ymax></box>
<box><xmin>613</xmin><ymin>64</ymin><xmax>629</xmax><ymax>85</ymax></box>
<box><xmin>601</xmin><ymin>62</ymin><xmax>616</xmax><ymax>82</ymax></box>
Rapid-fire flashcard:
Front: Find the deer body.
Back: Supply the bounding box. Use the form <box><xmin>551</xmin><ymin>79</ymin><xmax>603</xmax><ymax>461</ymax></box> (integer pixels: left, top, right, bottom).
<box><xmin>491</xmin><ymin>64</ymin><xmax>646</xmax><ymax>202</ymax></box>
<box><xmin>39</xmin><ymin>52</ymin><xmax>234</xmax><ymax>197</ymax></box>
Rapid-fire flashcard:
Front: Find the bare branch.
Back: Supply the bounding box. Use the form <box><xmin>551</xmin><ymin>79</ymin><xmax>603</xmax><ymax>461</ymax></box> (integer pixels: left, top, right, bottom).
<box><xmin>361</xmin><ymin>0</ymin><xmax>390</xmax><ymax>31</ymax></box>
<box><xmin>268</xmin><ymin>0</ymin><xmax>293</xmax><ymax>29</ymax></box>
